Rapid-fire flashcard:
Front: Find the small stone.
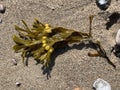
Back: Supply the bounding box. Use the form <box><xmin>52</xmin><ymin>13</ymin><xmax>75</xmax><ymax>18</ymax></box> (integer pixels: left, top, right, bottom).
<box><xmin>115</xmin><ymin>29</ymin><xmax>120</xmax><ymax>45</ymax></box>
<box><xmin>0</xmin><ymin>4</ymin><xmax>6</xmax><ymax>13</ymax></box>
<box><xmin>96</xmin><ymin>0</ymin><xmax>111</xmax><ymax>10</ymax></box>
<box><xmin>93</xmin><ymin>78</ymin><xmax>111</xmax><ymax>90</ymax></box>
<box><xmin>16</xmin><ymin>82</ymin><xmax>21</xmax><ymax>87</ymax></box>
<box><xmin>0</xmin><ymin>18</ymin><xmax>2</xmax><ymax>23</ymax></box>
<box><xmin>73</xmin><ymin>87</ymin><xmax>85</xmax><ymax>90</ymax></box>
<box><xmin>12</xmin><ymin>59</ymin><xmax>17</xmax><ymax>65</ymax></box>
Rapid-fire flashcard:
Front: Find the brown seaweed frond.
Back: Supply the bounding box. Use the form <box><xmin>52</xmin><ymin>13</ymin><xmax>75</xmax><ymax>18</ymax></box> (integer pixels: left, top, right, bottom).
<box><xmin>13</xmin><ymin>19</ymin><xmax>91</xmax><ymax>67</ymax></box>
<box><xmin>13</xmin><ymin>16</ymin><xmax>116</xmax><ymax>68</ymax></box>
<box><xmin>88</xmin><ymin>41</ymin><xmax>116</xmax><ymax>68</ymax></box>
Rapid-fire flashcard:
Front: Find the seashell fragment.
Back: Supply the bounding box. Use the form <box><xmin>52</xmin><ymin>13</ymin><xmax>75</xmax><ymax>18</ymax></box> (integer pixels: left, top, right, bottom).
<box><xmin>93</xmin><ymin>78</ymin><xmax>111</xmax><ymax>90</ymax></box>
<box><xmin>115</xmin><ymin>29</ymin><xmax>120</xmax><ymax>45</ymax></box>
<box><xmin>96</xmin><ymin>0</ymin><xmax>111</xmax><ymax>10</ymax></box>
<box><xmin>16</xmin><ymin>82</ymin><xmax>21</xmax><ymax>87</ymax></box>
<box><xmin>0</xmin><ymin>18</ymin><xmax>2</xmax><ymax>23</ymax></box>
<box><xmin>0</xmin><ymin>4</ymin><xmax>6</xmax><ymax>13</ymax></box>
<box><xmin>12</xmin><ymin>59</ymin><xmax>17</xmax><ymax>65</ymax></box>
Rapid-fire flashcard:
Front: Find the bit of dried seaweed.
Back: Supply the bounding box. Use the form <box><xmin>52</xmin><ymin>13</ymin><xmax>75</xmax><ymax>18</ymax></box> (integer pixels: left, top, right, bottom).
<box><xmin>13</xmin><ymin>16</ymin><xmax>116</xmax><ymax>68</ymax></box>
<box><xmin>88</xmin><ymin>41</ymin><xmax>116</xmax><ymax>68</ymax></box>
<box><xmin>13</xmin><ymin>19</ymin><xmax>91</xmax><ymax>67</ymax></box>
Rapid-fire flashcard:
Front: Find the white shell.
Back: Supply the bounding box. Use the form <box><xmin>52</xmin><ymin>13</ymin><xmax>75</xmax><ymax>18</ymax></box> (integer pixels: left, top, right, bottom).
<box><xmin>0</xmin><ymin>18</ymin><xmax>2</xmax><ymax>23</ymax></box>
<box><xmin>115</xmin><ymin>29</ymin><xmax>120</xmax><ymax>45</ymax></box>
<box><xmin>16</xmin><ymin>82</ymin><xmax>21</xmax><ymax>87</ymax></box>
<box><xmin>98</xmin><ymin>0</ymin><xmax>107</xmax><ymax>5</ymax></box>
<box><xmin>12</xmin><ymin>59</ymin><xmax>17</xmax><ymax>65</ymax></box>
<box><xmin>93</xmin><ymin>78</ymin><xmax>111</xmax><ymax>90</ymax></box>
<box><xmin>0</xmin><ymin>4</ymin><xmax>5</xmax><ymax>13</ymax></box>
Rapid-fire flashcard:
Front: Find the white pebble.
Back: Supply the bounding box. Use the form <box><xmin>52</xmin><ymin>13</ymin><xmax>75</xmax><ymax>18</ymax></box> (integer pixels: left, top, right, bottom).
<box><xmin>12</xmin><ymin>59</ymin><xmax>17</xmax><ymax>65</ymax></box>
<box><xmin>0</xmin><ymin>4</ymin><xmax>6</xmax><ymax>13</ymax></box>
<box><xmin>16</xmin><ymin>82</ymin><xmax>21</xmax><ymax>87</ymax></box>
<box><xmin>96</xmin><ymin>0</ymin><xmax>111</xmax><ymax>10</ymax></box>
<box><xmin>0</xmin><ymin>18</ymin><xmax>2</xmax><ymax>23</ymax></box>
<box><xmin>93</xmin><ymin>78</ymin><xmax>111</xmax><ymax>90</ymax></box>
<box><xmin>98</xmin><ymin>0</ymin><xmax>107</xmax><ymax>5</ymax></box>
<box><xmin>115</xmin><ymin>29</ymin><xmax>120</xmax><ymax>45</ymax></box>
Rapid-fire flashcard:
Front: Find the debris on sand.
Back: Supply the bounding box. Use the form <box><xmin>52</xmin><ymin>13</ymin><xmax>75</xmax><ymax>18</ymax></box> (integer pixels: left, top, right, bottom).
<box><xmin>12</xmin><ymin>59</ymin><xmax>17</xmax><ymax>65</ymax></box>
<box><xmin>0</xmin><ymin>4</ymin><xmax>6</xmax><ymax>13</ymax></box>
<box><xmin>16</xmin><ymin>82</ymin><xmax>21</xmax><ymax>87</ymax></box>
<box><xmin>93</xmin><ymin>78</ymin><xmax>111</xmax><ymax>90</ymax></box>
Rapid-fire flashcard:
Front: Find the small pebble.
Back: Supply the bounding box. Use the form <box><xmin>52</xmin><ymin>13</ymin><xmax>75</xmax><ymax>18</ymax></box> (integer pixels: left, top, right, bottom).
<box><xmin>93</xmin><ymin>78</ymin><xmax>111</xmax><ymax>90</ymax></box>
<box><xmin>12</xmin><ymin>59</ymin><xmax>17</xmax><ymax>65</ymax></box>
<box><xmin>16</xmin><ymin>82</ymin><xmax>21</xmax><ymax>87</ymax></box>
<box><xmin>0</xmin><ymin>18</ymin><xmax>2</xmax><ymax>23</ymax></box>
<box><xmin>115</xmin><ymin>29</ymin><xmax>120</xmax><ymax>45</ymax></box>
<box><xmin>96</xmin><ymin>0</ymin><xmax>111</xmax><ymax>10</ymax></box>
<box><xmin>73</xmin><ymin>87</ymin><xmax>85</xmax><ymax>90</ymax></box>
<box><xmin>0</xmin><ymin>4</ymin><xmax>6</xmax><ymax>13</ymax></box>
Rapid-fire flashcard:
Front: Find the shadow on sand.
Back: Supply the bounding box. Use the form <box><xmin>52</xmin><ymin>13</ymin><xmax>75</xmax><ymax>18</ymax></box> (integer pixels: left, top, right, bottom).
<box><xmin>106</xmin><ymin>12</ymin><xmax>120</xmax><ymax>30</ymax></box>
<box><xmin>39</xmin><ymin>41</ymin><xmax>99</xmax><ymax>79</ymax></box>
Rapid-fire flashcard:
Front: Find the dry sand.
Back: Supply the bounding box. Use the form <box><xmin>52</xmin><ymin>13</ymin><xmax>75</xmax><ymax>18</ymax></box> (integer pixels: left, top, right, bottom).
<box><xmin>0</xmin><ymin>0</ymin><xmax>120</xmax><ymax>90</ymax></box>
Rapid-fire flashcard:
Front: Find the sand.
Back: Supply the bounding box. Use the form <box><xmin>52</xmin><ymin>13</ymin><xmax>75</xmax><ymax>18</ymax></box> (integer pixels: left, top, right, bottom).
<box><xmin>0</xmin><ymin>0</ymin><xmax>120</xmax><ymax>90</ymax></box>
